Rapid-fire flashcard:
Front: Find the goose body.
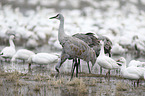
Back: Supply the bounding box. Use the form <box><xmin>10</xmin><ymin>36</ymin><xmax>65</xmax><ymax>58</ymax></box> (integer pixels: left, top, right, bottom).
<box><xmin>97</xmin><ymin>41</ymin><xmax>120</xmax><ymax>75</ymax></box>
<box><xmin>128</xmin><ymin>60</ymin><xmax>145</xmax><ymax>67</ymax></box>
<box><xmin>117</xmin><ymin>57</ymin><xmax>145</xmax><ymax>80</ymax></box>
<box><xmin>11</xmin><ymin>49</ymin><xmax>35</xmax><ymax>62</ymax></box>
<box><xmin>28</xmin><ymin>53</ymin><xmax>59</xmax><ymax>65</ymax></box>
<box><xmin>111</xmin><ymin>43</ymin><xmax>126</xmax><ymax>55</ymax></box>
<box><xmin>0</xmin><ymin>35</ymin><xmax>16</xmax><ymax>59</ymax></box>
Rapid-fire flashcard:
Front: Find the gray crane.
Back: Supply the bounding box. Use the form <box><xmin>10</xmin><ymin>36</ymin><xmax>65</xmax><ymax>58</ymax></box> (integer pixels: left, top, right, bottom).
<box><xmin>73</xmin><ymin>33</ymin><xmax>112</xmax><ymax>74</ymax></box>
<box><xmin>49</xmin><ymin>14</ymin><xmax>96</xmax><ymax>79</ymax></box>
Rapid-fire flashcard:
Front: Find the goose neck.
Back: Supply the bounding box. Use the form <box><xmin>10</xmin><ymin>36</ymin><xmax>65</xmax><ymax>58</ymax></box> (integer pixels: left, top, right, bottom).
<box><xmin>9</xmin><ymin>38</ymin><xmax>15</xmax><ymax>48</ymax></box>
<box><xmin>100</xmin><ymin>43</ymin><xmax>105</xmax><ymax>56</ymax></box>
<box><xmin>120</xmin><ymin>62</ymin><xmax>126</xmax><ymax>71</ymax></box>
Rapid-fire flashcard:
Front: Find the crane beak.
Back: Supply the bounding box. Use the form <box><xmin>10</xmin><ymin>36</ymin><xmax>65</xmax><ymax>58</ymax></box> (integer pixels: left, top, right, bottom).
<box><xmin>49</xmin><ymin>15</ymin><xmax>57</xmax><ymax>19</ymax></box>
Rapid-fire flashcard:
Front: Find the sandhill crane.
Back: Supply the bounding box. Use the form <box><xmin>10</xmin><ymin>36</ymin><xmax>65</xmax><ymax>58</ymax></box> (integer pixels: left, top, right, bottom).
<box><xmin>0</xmin><ymin>35</ymin><xmax>16</xmax><ymax>61</ymax></box>
<box><xmin>49</xmin><ymin>14</ymin><xmax>96</xmax><ymax>78</ymax></box>
<box><xmin>73</xmin><ymin>33</ymin><xmax>112</xmax><ymax>74</ymax></box>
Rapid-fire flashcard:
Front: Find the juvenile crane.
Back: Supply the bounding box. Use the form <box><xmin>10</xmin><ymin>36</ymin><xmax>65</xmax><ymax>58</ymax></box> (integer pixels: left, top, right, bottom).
<box><xmin>49</xmin><ymin>14</ymin><xmax>96</xmax><ymax>78</ymax></box>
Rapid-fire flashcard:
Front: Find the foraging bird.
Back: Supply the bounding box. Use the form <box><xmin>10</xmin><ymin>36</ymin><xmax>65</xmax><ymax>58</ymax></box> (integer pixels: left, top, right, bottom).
<box><xmin>11</xmin><ymin>49</ymin><xmax>35</xmax><ymax>63</ymax></box>
<box><xmin>49</xmin><ymin>14</ymin><xmax>96</xmax><ymax>78</ymax></box>
<box><xmin>28</xmin><ymin>53</ymin><xmax>59</xmax><ymax>68</ymax></box>
<box><xmin>117</xmin><ymin>57</ymin><xmax>145</xmax><ymax>87</ymax></box>
<box><xmin>0</xmin><ymin>35</ymin><xmax>16</xmax><ymax>61</ymax></box>
<box><xmin>97</xmin><ymin>40</ymin><xmax>120</xmax><ymax>77</ymax></box>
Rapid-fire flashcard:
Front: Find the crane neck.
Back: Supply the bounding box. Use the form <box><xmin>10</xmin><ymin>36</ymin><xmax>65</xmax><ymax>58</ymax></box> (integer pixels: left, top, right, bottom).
<box><xmin>9</xmin><ymin>38</ymin><xmax>15</xmax><ymax>48</ymax></box>
<box><xmin>58</xmin><ymin>17</ymin><xmax>67</xmax><ymax>42</ymax></box>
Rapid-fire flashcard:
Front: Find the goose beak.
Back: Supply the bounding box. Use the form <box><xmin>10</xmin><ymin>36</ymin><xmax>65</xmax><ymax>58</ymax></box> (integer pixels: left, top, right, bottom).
<box><xmin>117</xmin><ymin>62</ymin><xmax>122</xmax><ymax>66</ymax></box>
<box><xmin>116</xmin><ymin>59</ymin><xmax>122</xmax><ymax>66</ymax></box>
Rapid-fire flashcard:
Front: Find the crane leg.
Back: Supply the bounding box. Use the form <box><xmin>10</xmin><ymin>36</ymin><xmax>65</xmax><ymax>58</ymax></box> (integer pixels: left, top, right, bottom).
<box><xmin>137</xmin><ymin>80</ymin><xmax>139</xmax><ymax>87</ymax></box>
<box><xmin>70</xmin><ymin>59</ymin><xmax>77</xmax><ymax>80</ymax></box>
<box><xmin>87</xmin><ymin>62</ymin><xmax>91</xmax><ymax>73</ymax></box>
<box><xmin>78</xmin><ymin>59</ymin><xmax>81</xmax><ymax>72</ymax></box>
<box><xmin>55</xmin><ymin>54</ymin><xmax>68</xmax><ymax>73</ymax></box>
<box><xmin>76</xmin><ymin>59</ymin><xmax>78</xmax><ymax>77</ymax></box>
<box><xmin>55</xmin><ymin>53</ymin><xmax>68</xmax><ymax>78</ymax></box>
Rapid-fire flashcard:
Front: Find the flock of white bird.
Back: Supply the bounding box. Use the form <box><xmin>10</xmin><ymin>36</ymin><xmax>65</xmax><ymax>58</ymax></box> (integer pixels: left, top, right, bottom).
<box><xmin>0</xmin><ymin>1</ymin><xmax>145</xmax><ymax>86</ymax></box>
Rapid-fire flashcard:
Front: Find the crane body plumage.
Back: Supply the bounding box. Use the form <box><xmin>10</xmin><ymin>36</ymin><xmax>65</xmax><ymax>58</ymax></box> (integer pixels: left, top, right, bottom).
<box><xmin>50</xmin><ymin>14</ymin><xmax>96</xmax><ymax>76</ymax></box>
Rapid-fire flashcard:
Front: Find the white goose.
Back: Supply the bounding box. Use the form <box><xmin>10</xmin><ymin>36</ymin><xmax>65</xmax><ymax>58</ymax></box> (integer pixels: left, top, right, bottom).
<box><xmin>28</xmin><ymin>53</ymin><xmax>59</xmax><ymax>68</ymax></box>
<box><xmin>97</xmin><ymin>40</ymin><xmax>120</xmax><ymax>77</ymax></box>
<box><xmin>11</xmin><ymin>49</ymin><xmax>35</xmax><ymax>63</ymax></box>
<box><xmin>117</xmin><ymin>57</ymin><xmax>145</xmax><ymax>86</ymax></box>
<box><xmin>128</xmin><ymin>60</ymin><xmax>145</xmax><ymax>67</ymax></box>
<box><xmin>0</xmin><ymin>35</ymin><xmax>16</xmax><ymax>61</ymax></box>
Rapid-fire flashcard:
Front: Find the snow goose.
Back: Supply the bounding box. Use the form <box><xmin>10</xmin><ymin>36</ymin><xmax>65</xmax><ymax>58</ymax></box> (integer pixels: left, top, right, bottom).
<box><xmin>28</xmin><ymin>53</ymin><xmax>59</xmax><ymax>68</ymax></box>
<box><xmin>117</xmin><ymin>57</ymin><xmax>145</xmax><ymax>86</ymax></box>
<box><xmin>0</xmin><ymin>35</ymin><xmax>16</xmax><ymax>61</ymax></box>
<box><xmin>111</xmin><ymin>43</ymin><xmax>127</xmax><ymax>55</ymax></box>
<box><xmin>11</xmin><ymin>49</ymin><xmax>35</xmax><ymax>63</ymax></box>
<box><xmin>128</xmin><ymin>60</ymin><xmax>145</xmax><ymax>67</ymax></box>
<box><xmin>97</xmin><ymin>40</ymin><xmax>120</xmax><ymax>77</ymax></box>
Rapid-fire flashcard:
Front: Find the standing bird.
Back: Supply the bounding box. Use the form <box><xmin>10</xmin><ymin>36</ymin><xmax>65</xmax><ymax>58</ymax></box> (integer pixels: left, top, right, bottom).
<box><xmin>117</xmin><ymin>57</ymin><xmax>145</xmax><ymax>87</ymax></box>
<box><xmin>49</xmin><ymin>14</ymin><xmax>96</xmax><ymax>78</ymax></box>
<box><xmin>0</xmin><ymin>35</ymin><xmax>16</xmax><ymax>61</ymax></box>
<box><xmin>97</xmin><ymin>40</ymin><xmax>120</xmax><ymax>78</ymax></box>
<box><xmin>11</xmin><ymin>49</ymin><xmax>35</xmax><ymax>63</ymax></box>
<box><xmin>73</xmin><ymin>33</ymin><xmax>112</xmax><ymax>74</ymax></box>
<box><xmin>97</xmin><ymin>34</ymin><xmax>112</xmax><ymax>57</ymax></box>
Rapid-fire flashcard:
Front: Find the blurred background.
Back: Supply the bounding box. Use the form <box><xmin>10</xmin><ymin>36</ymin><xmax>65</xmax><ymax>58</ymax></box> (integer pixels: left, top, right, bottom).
<box><xmin>0</xmin><ymin>0</ymin><xmax>145</xmax><ymax>53</ymax></box>
<box><xmin>0</xmin><ymin>0</ymin><xmax>145</xmax><ymax>96</ymax></box>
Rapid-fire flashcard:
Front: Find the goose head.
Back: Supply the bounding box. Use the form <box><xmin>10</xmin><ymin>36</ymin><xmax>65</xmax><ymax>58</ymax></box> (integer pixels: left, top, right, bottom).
<box><xmin>49</xmin><ymin>14</ymin><xmax>64</xmax><ymax>20</ymax></box>
<box><xmin>10</xmin><ymin>35</ymin><xmax>15</xmax><ymax>40</ymax></box>
<box><xmin>116</xmin><ymin>57</ymin><xmax>126</xmax><ymax>66</ymax></box>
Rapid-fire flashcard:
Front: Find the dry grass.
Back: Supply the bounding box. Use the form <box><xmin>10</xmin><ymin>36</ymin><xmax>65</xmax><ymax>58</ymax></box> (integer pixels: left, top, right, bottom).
<box><xmin>116</xmin><ymin>81</ymin><xmax>129</xmax><ymax>91</ymax></box>
<box><xmin>6</xmin><ymin>71</ymin><xmax>20</xmax><ymax>82</ymax></box>
<box><xmin>115</xmin><ymin>91</ymin><xmax>125</xmax><ymax>96</ymax></box>
<box><xmin>34</xmin><ymin>74</ymin><xmax>42</xmax><ymax>81</ymax></box>
<box><xmin>33</xmin><ymin>85</ymin><xmax>40</xmax><ymax>92</ymax></box>
<box><xmin>0</xmin><ymin>79</ymin><xmax>3</xmax><ymax>86</ymax></box>
<box><xmin>67</xmin><ymin>78</ymin><xmax>88</xmax><ymax>94</ymax></box>
<box><xmin>48</xmin><ymin>77</ymin><xmax>65</xmax><ymax>88</ymax></box>
<box><xmin>34</xmin><ymin>74</ymin><xmax>50</xmax><ymax>81</ymax></box>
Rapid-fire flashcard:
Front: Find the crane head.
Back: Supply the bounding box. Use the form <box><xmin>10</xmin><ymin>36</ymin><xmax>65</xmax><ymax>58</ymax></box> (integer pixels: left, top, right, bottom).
<box><xmin>49</xmin><ymin>14</ymin><xmax>63</xmax><ymax>20</ymax></box>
